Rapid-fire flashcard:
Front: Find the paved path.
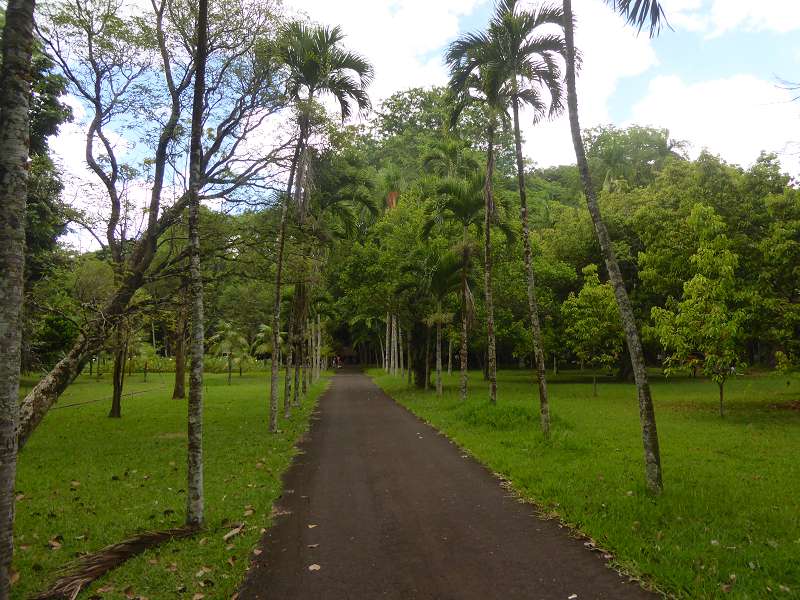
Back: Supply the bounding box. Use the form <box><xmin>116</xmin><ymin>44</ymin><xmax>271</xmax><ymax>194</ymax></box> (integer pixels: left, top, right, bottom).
<box><xmin>239</xmin><ymin>370</ymin><xmax>654</xmax><ymax>600</ymax></box>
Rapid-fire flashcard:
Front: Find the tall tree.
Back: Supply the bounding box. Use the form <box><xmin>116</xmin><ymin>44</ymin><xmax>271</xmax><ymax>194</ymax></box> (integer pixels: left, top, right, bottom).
<box><xmin>186</xmin><ymin>0</ymin><xmax>208</xmax><ymax>528</ymax></box>
<box><xmin>269</xmin><ymin>21</ymin><xmax>372</xmax><ymax>431</ymax></box>
<box><xmin>0</xmin><ymin>0</ymin><xmax>36</xmax><ymax>593</ymax></box>
<box><xmin>562</xmin><ymin>0</ymin><xmax>665</xmax><ymax>492</ymax></box>
<box><xmin>446</xmin><ymin>33</ymin><xmax>510</xmax><ymax>403</ymax></box>
<box><xmin>490</xmin><ymin>0</ymin><xmax>566</xmax><ymax>436</ymax></box>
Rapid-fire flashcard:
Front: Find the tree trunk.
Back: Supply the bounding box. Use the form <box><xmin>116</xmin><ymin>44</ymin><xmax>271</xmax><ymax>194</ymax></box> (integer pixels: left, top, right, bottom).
<box><xmin>563</xmin><ymin>0</ymin><xmax>662</xmax><ymax>494</ymax></box>
<box><xmin>316</xmin><ymin>314</ymin><xmax>322</xmax><ymax>380</ymax></box>
<box><xmin>227</xmin><ymin>354</ymin><xmax>232</xmax><ymax>386</ymax></box>
<box><xmin>384</xmin><ymin>312</ymin><xmax>390</xmax><ymax>372</ymax></box>
<box><xmin>109</xmin><ymin>329</ymin><xmax>127</xmax><ymax>418</ymax></box>
<box><xmin>424</xmin><ymin>326</ymin><xmax>430</xmax><ymax>391</ymax></box>
<box><xmin>553</xmin><ymin>354</ymin><xmax>558</xmax><ymax>375</ymax></box>
<box><xmin>144</xmin><ymin>361</ymin><xmax>148</xmax><ymax>383</ymax></box>
<box><xmin>718</xmin><ymin>381</ymin><xmax>724</xmax><ymax>417</ymax></box>
<box><xmin>270</xmin><ymin>116</ymin><xmax>306</xmax><ymax>433</ymax></box>
<box><xmin>173</xmin><ymin>305</ymin><xmax>186</xmax><ymax>398</ymax></box>
<box><xmin>460</xmin><ymin>235</ymin><xmax>469</xmax><ymax>403</ymax></box>
<box><xmin>447</xmin><ymin>337</ymin><xmax>452</xmax><ymax>376</ymax></box>
<box><xmin>407</xmin><ymin>335</ymin><xmax>413</xmax><ymax>385</ymax></box>
<box><xmin>398</xmin><ymin>325</ymin><xmax>404</xmax><ymax>377</ymax></box>
<box><xmin>283</xmin><ymin>313</ymin><xmax>293</xmax><ymax>420</ymax></box>
<box><xmin>593</xmin><ymin>374</ymin><xmax>597</xmax><ymax>397</ymax></box>
<box><xmin>512</xmin><ymin>95</ymin><xmax>550</xmax><ymax>437</ymax></box>
<box><xmin>0</xmin><ymin>0</ymin><xmax>36</xmax><ymax>591</ymax></box>
<box><xmin>436</xmin><ymin>321</ymin><xmax>442</xmax><ymax>397</ymax></box>
<box><xmin>185</xmin><ymin>0</ymin><xmax>208</xmax><ymax>528</ymax></box>
<box><xmin>484</xmin><ymin>121</ymin><xmax>498</xmax><ymax>404</ymax></box>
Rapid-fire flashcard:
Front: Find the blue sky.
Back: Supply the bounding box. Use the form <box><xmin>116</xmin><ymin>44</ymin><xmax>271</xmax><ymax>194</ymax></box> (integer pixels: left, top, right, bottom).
<box><xmin>281</xmin><ymin>0</ymin><xmax>800</xmax><ymax>171</ymax></box>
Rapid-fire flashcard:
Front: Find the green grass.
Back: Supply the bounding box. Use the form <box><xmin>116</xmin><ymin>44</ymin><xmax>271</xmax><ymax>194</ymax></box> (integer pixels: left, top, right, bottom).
<box><xmin>371</xmin><ymin>368</ymin><xmax>800</xmax><ymax>599</ymax></box>
<box><xmin>14</xmin><ymin>369</ymin><xmax>327</xmax><ymax>599</ymax></box>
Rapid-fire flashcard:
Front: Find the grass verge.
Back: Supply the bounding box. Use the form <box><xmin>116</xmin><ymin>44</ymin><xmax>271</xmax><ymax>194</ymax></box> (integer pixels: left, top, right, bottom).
<box><xmin>14</xmin><ymin>369</ymin><xmax>327</xmax><ymax>599</ymax></box>
<box><xmin>370</xmin><ymin>368</ymin><xmax>800</xmax><ymax>599</ymax></box>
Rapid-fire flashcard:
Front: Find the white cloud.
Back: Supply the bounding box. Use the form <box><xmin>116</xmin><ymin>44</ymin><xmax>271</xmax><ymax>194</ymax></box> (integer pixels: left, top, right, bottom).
<box><xmin>521</xmin><ymin>0</ymin><xmax>658</xmax><ymax>167</ymax></box>
<box><xmin>662</xmin><ymin>0</ymin><xmax>800</xmax><ymax>37</ymax></box>
<box><xmin>629</xmin><ymin>74</ymin><xmax>800</xmax><ymax>167</ymax></box>
<box><xmin>283</xmin><ymin>0</ymin><xmax>489</xmax><ymax>103</ymax></box>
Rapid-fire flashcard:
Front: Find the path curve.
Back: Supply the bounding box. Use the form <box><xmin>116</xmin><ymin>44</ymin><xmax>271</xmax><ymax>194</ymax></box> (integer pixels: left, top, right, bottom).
<box><xmin>239</xmin><ymin>370</ymin><xmax>655</xmax><ymax>599</ymax></box>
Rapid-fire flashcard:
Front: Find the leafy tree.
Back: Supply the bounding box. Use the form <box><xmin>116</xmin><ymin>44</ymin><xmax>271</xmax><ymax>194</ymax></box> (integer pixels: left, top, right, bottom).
<box><xmin>652</xmin><ymin>205</ymin><xmax>745</xmax><ymax>417</ymax></box>
<box><xmin>562</xmin><ymin>265</ymin><xmax>624</xmax><ymax>396</ymax></box>
<box><xmin>209</xmin><ymin>321</ymin><xmax>249</xmax><ymax>385</ymax></box>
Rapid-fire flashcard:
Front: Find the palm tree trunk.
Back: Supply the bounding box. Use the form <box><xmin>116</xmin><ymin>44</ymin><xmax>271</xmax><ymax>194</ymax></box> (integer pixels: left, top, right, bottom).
<box><xmin>563</xmin><ymin>0</ymin><xmax>662</xmax><ymax>493</ymax></box>
<box><xmin>511</xmin><ymin>95</ymin><xmax>550</xmax><ymax>437</ymax></box>
<box><xmin>270</xmin><ymin>119</ymin><xmax>306</xmax><ymax>433</ymax></box>
<box><xmin>398</xmin><ymin>325</ymin><xmax>404</xmax><ymax>377</ymax></box>
<box><xmin>283</xmin><ymin>310</ymin><xmax>294</xmax><ymax>419</ymax></box>
<box><xmin>425</xmin><ymin>326</ymin><xmax>431</xmax><ymax>391</ymax></box>
<box><xmin>407</xmin><ymin>335</ymin><xmax>413</xmax><ymax>385</ymax></box>
<box><xmin>172</xmin><ymin>305</ymin><xmax>186</xmax><ymax>399</ymax></box>
<box><xmin>447</xmin><ymin>337</ymin><xmax>452</xmax><ymax>376</ymax></box>
<box><xmin>484</xmin><ymin>121</ymin><xmax>498</xmax><ymax>404</ymax></box>
<box><xmin>186</xmin><ymin>0</ymin><xmax>208</xmax><ymax>527</ymax></box>
<box><xmin>460</xmin><ymin>228</ymin><xmax>469</xmax><ymax>403</ymax></box>
<box><xmin>436</xmin><ymin>321</ymin><xmax>443</xmax><ymax>397</ymax></box>
<box><xmin>0</xmin><ymin>3</ymin><xmax>34</xmax><ymax>593</ymax></box>
<box><xmin>384</xmin><ymin>312</ymin><xmax>390</xmax><ymax>372</ymax></box>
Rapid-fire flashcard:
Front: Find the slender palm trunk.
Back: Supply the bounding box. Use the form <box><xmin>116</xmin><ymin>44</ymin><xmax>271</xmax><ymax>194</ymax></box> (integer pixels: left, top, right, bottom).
<box><xmin>563</xmin><ymin>0</ymin><xmax>662</xmax><ymax>493</ymax></box>
<box><xmin>424</xmin><ymin>326</ymin><xmax>431</xmax><ymax>391</ymax></box>
<box><xmin>186</xmin><ymin>0</ymin><xmax>208</xmax><ymax>527</ymax></box>
<box><xmin>283</xmin><ymin>309</ymin><xmax>294</xmax><ymax>419</ymax></box>
<box><xmin>0</xmin><ymin>1</ymin><xmax>36</xmax><ymax>590</ymax></box>
<box><xmin>384</xmin><ymin>313</ymin><xmax>390</xmax><ymax>372</ymax></box>
<box><xmin>483</xmin><ymin>121</ymin><xmax>498</xmax><ymax>404</ymax></box>
<box><xmin>172</xmin><ymin>305</ymin><xmax>186</xmax><ymax>399</ymax></box>
<box><xmin>270</xmin><ymin>120</ymin><xmax>306</xmax><ymax>433</ymax></box>
<box><xmin>511</xmin><ymin>95</ymin><xmax>550</xmax><ymax>437</ymax></box>
<box><xmin>718</xmin><ymin>381</ymin><xmax>724</xmax><ymax>417</ymax></box>
<box><xmin>436</xmin><ymin>321</ymin><xmax>443</xmax><ymax>397</ymax></box>
<box><xmin>447</xmin><ymin>338</ymin><xmax>452</xmax><ymax>376</ymax></box>
<box><xmin>460</xmin><ymin>229</ymin><xmax>469</xmax><ymax>402</ymax></box>
<box><xmin>406</xmin><ymin>335</ymin><xmax>412</xmax><ymax>385</ymax></box>
<box><xmin>398</xmin><ymin>326</ymin><xmax>404</xmax><ymax>377</ymax></box>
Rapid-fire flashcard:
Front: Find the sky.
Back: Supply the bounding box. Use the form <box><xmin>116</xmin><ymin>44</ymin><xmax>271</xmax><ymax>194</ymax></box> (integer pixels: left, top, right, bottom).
<box><xmin>48</xmin><ymin>0</ymin><xmax>800</xmax><ymax>251</ymax></box>
<box><xmin>281</xmin><ymin>0</ymin><xmax>800</xmax><ymax>172</ymax></box>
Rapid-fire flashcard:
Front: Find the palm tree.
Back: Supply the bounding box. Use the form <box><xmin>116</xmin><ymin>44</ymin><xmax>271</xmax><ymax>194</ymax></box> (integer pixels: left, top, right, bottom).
<box><xmin>423</xmin><ymin>170</ymin><xmax>514</xmax><ymax>402</ymax></box>
<box><xmin>209</xmin><ymin>321</ymin><xmax>248</xmax><ymax>385</ymax></box>
<box><xmin>489</xmin><ymin>0</ymin><xmax>566</xmax><ymax>437</ymax></box>
<box><xmin>268</xmin><ymin>22</ymin><xmax>373</xmax><ymax>432</ymax></box>
<box><xmin>0</xmin><ymin>0</ymin><xmax>37</xmax><ymax>591</ymax></box>
<box><xmin>561</xmin><ymin>0</ymin><xmax>666</xmax><ymax>493</ymax></box>
<box><xmin>428</xmin><ymin>254</ymin><xmax>462</xmax><ymax>397</ymax></box>
<box><xmin>446</xmin><ymin>36</ymin><xmax>511</xmax><ymax>404</ymax></box>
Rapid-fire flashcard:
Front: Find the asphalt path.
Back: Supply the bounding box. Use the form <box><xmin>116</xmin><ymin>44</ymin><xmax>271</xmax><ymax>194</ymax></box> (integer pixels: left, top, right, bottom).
<box><xmin>238</xmin><ymin>369</ymin><xmax>654</xmax><ymax>600</ymax></box>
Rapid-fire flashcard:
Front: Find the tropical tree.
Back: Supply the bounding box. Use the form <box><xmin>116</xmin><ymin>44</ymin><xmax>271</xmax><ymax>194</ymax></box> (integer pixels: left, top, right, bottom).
<box><xmin>427</xmin><ymin>254</ymin><xmax>461</xmax><ymax>397</ymax></box>
<box><xmin>652</xmin><ymin>205</ymin><xmax>745</xmax><ymax>417</ymax></box>
<box><xmin>269</xmin><ymin>21</ymin><xmax>373</xmax><ymax>432</ymax></box>
<box><xmin>209</xmin><ymin>321</ymin><xmax>249</xmax><ymax>385</ymax></box>
<box><xmin>0</xmin><ymin>0</ymin><xmax>37</xmax><ymax>593</ymax></box>
<box><xmin>423</xmin><ymin>171</ymin><xmax>485</xmax><ymax>401</ymax></box>
<box><xmin>489</xmin><ymin>0</ymin><xmax>566</xmax><ymax>436</ymax></box>
<box><xmin>562</xmin><ymin>265</ymin><xmax>624</xmax><ymax>396</ymax></box>
<box><xmin>561</xmin><ymin>0</ymin><xmax>666</xmax><ymax>493</ymax></box>
<box><xmin>446</xmin><ymin>31</ymin><xmax>511</xmax><ymax>403</ymax></box>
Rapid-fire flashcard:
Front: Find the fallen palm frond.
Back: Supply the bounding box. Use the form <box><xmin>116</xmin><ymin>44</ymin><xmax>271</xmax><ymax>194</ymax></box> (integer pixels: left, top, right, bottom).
<box><xmin>31</xmin><ymin>525</ymin><xmax>199</xmax><ymax>600</ymax></box>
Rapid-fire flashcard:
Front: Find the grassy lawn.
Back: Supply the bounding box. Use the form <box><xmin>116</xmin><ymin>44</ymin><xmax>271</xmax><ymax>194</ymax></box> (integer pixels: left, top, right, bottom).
<box><xmin>371</xmin><ymin>368</ymin><xmax>800</xmax><ymax>599</ymax></box>
<box><xmin>14</xmin><ymin>369</ymin><xmax>327</xmax><ymax>599</ymax></box>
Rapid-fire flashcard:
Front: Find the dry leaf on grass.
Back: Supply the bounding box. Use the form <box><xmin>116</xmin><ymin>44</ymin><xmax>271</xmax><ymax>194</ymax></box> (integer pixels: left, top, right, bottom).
<box><xmin>222</xmin><ymin>524</ymin><xmax>244</xmax><ymax>542</ymax></box>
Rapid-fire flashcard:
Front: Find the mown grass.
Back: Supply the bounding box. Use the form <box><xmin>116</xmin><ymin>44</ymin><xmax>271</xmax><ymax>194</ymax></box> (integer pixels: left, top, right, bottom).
<box><xmin>371</xmin><ymin>368</ymin><xmax>800</xmax><ymax>599</ymax></box>
<box><xmin>14</xmin><ymin>369</ymin><xmax>327</xmax><ymax>599</ymax></box>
